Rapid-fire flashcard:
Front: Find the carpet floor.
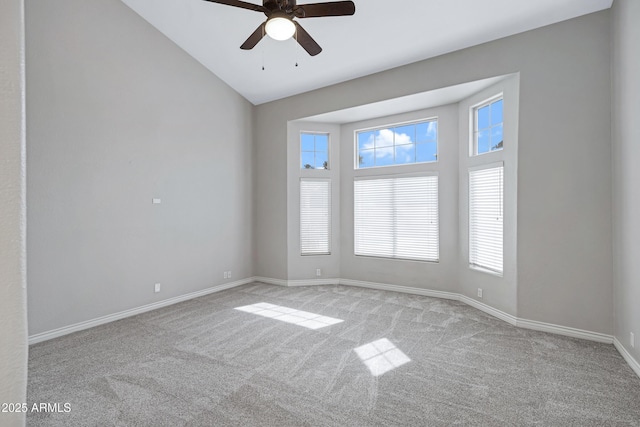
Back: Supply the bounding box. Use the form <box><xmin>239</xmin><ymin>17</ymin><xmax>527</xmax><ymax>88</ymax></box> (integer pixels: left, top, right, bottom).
<box><xmin>27</xmin><ymin>282</ymin><xmax>640</xmax><ymax>426</ymax></box>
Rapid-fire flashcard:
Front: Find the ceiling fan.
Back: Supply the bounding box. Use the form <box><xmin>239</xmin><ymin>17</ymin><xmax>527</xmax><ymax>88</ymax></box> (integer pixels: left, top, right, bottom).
<box><xmin>202</xmin><ymin>0</ymin><xmax>356</xmax><ymax>56</ymax></box>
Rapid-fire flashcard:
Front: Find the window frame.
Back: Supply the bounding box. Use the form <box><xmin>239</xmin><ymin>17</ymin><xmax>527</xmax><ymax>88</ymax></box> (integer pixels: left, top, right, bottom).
<box><xmin>471</xmin><ymin>94</ymin><xmax>504</xmax><ymax>157</ymax></box>
<box><xmin>354</xmin><ymin>117</ymin><xmax>439</xmax><ymax>170</ymax></box>
<box><xmin>300</xmin><ymin>131</ymin><xmax>330</xmax><ymax>170</ymax></box>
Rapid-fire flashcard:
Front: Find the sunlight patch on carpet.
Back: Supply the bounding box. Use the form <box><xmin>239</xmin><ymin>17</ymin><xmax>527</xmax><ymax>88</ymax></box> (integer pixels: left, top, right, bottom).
<box><xmin>235</xmin><ymin>302</ymin><xmax>343</xmax><ymax>330</ymax></box>
<box><xmin>354</xmin><ymin>338</ymin><xmax>411</xmax><ymax>376</ymax></box>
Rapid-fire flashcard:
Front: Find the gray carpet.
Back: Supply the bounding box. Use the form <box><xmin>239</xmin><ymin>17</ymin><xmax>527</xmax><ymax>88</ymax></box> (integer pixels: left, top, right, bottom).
<box><xmin>27</xmin><ymin>282</ymin><xmax>640</xmax><ymax>426</ymax></box>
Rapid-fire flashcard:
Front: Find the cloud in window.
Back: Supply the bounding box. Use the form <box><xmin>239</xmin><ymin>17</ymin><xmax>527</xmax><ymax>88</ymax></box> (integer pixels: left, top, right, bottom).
<box><xmin>361</xmin><ymin>129</ymin><xmax>414</xmax><ymax>154</ymax></box>
<box><xmin>426</xmin><ymin>121</ymin><xmax>437</xmax><ymax>139</ymax></box>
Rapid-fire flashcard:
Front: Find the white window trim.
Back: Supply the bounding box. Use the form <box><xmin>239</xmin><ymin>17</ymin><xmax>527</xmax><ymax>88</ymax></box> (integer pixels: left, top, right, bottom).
<box><xmin>470</xmin><ymin>94</ymin><xmax>504</xmax><ymax>157</ymax></box>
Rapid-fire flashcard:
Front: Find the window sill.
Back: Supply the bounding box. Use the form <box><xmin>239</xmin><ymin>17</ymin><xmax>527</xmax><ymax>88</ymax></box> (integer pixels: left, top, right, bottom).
<box><xmin>469</xmin><ymin>265</ymin><xmax>503</xmax><ymax>277</ymax></box>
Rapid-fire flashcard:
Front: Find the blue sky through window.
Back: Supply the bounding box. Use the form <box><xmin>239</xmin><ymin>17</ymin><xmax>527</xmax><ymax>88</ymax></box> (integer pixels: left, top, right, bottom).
<box><xmin>301</xmin><ymin>132</ymin><xmax>329</xmax><ymax>169</ymax></box>
<box><xmin>357</xmin><ymin>119</ymin><xmax>437</xmax><ymax>169</ymax></box>
<box><xmin>475</xmin><ymin>98</ymin><xmax>503</xmax><ymax>155</ymax></box>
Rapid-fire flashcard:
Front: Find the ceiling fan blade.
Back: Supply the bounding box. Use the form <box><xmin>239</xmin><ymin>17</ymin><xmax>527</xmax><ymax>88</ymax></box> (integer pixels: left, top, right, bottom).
<box><xmin>294</xmin><ymin>22</ymin><xmax>322</xmax><ymax>56</ymax></box>
<box><xmin>294</xmin><ymin>1</ymin><xmax>355</xmax><ymax>18</ymax></box>
<box><xmin>202</xmin><ymin>0</ymin><xmax>266</xmax><ymax>13</ymax></box>
<box><xmin>240</xmin><ymin>22</ymin><xmax>266</xmax><ymax>49</ymax></box>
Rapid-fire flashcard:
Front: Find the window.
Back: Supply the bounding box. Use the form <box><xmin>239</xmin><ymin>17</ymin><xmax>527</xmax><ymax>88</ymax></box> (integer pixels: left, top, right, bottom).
<box><xmin>300</xmin><ymin>179</ymin><xmax>331</xmax><ymax>255</ymax></box>
<box><xmin>469</xmin><ymin>165</ymin><xmax>503</xmax><ymax>275</ymax></box>
<box><xmin>356</xmin><ymin>119</ymin><xmax>437</xmax><ymax>169</ymax></box>
<box><xmin>301</xmin><ymin>132</ymin><xmax>329</xmax><ymax>170</ymax></box>
<box><xmin>473</xmin><ymin>97</ymin><xmax>503</xmax><ymax>155</ymax></box>
<box><xmin>354</xmin><ymin>175</ymin><xmax>439</xmax><ymax>262</ymax></box>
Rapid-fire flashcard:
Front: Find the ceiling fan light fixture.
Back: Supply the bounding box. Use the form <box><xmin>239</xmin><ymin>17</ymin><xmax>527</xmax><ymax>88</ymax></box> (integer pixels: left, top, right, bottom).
<box><xmin>204</xmin><ymin>0</ymin><xmax>355</xmax><ymax>56</ymax></box>
<box><xmin>265</xmin><ymin>16</ymin><xmax>296</xmax><ymax>41</ymax></box>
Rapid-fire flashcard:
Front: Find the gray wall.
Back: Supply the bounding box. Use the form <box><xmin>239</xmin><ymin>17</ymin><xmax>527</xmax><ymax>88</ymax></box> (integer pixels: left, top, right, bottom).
<box><xmin>514</xmin><ymin>13</ymin><xmax>611</xmax><ymax>334</ymax></box>
<box><xmin>254</xmin><ymin>11</ymin><xmax>613</xmax><ymax>334</ymax></box>
<box><xmin>0</xmin><ymin>0</ymin><xmax>28</xmax><ymax>424</ymax></box>
<box><xmin>26</xmin><ymin>0</ymin><xmax>254</xmax><ymax>335</ymax></box>
<box><xmin>254</xmin><ymin>105</ymin><xmax>289</xmax><ymax>280</ymax></box>
<box><xmin>612</xmin><ymin>0</ymin><xmax>640</xmax><ymax>364</ymax></box>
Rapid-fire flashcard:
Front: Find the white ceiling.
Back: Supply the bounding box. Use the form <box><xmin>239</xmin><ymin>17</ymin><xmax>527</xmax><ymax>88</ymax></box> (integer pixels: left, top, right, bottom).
<box><xmin>121</xmin><ymin>0</ymin><xmax>612</xmax><ymax>105</ymax></box>
<box><xmin>302</xmin><ymin>75</ymin><xmax>509</xmax><ymax>124</ymax></box>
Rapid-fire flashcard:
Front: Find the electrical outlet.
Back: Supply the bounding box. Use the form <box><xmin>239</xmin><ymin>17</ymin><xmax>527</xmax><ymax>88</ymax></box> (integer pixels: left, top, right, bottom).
<box><xmin>223</xmin><ymin>272</ymin><xmax>228</xmax><ymax>279</ymax></box>
<box><xmin>316</xmin><ymin>268</ymin><xmax>321</xmax><ymax>277</ymax></box>
<box><xmin>477</xmin><ymin>288</ymin><xmax>483</xmax><ymax>298</ymax></box>
<box><xmin>631</xmin><ymin>332</ymin><xmax>635</xmax><ymax>348</ymax></box>
<box><xmin>154</xmin><ymin>283</ymin><xmax>161</xmax><ymax>293</ymax></box>
<box><xmin>228</xmin><ymin>271</ymin><xmax>232</xmax><ymax>279</ymax></box>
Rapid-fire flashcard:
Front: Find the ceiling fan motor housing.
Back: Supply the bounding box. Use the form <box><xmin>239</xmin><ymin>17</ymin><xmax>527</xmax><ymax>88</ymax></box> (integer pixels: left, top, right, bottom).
<box><xmin>264</xmin><ymin>0</ymin><xmax>295</xmax><ymax>14</ymax></box>
<box><xmin>203</xmin><ymin>0</ymin><xmax>356</xmax><ymax>56</ymax></box>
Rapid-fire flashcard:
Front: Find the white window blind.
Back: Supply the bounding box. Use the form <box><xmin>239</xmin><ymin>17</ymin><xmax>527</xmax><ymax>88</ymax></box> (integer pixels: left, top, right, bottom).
<box><xmin>469</xmin><ymin>165</ymin><xmax>504</xmax><ymax>274</ymax></box>
<box><xmin>300</xmin><ymin>179</ymin><xmax>331</xmax><ymax>255</ymax></box>
<box><xmin>354</xmin><ymin>175</ymin><xmax>439</xmax><ymax>262</ymax></box>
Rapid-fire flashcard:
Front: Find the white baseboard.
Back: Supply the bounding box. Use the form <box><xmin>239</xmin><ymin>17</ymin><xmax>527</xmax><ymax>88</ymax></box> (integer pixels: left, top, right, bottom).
<box><xmin>458</xmin><ymin>294</ymin><xmax>517</xmax><ymax>326</ymax></box>
<box><xmin>614</xmin><ymin>338</ymin><xmax>640</xmax><ymax>379</ymax></box>
<box><xmin>253</xmin><ymin>276</ymin><xmax>289</xmax><ymax>287</ymax></box>
<box><xmin>516</xmin><ymin>318</ymin><xmax>613</xmax><ymax>344</ymax></box>
<box><xmin>338</xmin><ymin>278</ymin><xmax>459</xmax><ymax>301</ymax></box>
<box><xmin>288</xmin><ymin>278</ymin><xmax>340</xmax><ymax>286</ymax></box>
<box><xmin>28</xmin><ymin>278</ymin><xmax>253</xmax><ymax>345</ymax></box>
<box><xmin>253</xmin><ymin>276</ymin><xmax>340</xmax><ymax>287</ymax></box>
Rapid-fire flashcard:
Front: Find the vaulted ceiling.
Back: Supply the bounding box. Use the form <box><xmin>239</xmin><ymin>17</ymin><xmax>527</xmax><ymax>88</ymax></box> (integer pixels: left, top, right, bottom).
<box><xmin>121</xmin><ymin>0</ymin><xmax>612</xmax><ymax>105</ymax></box>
